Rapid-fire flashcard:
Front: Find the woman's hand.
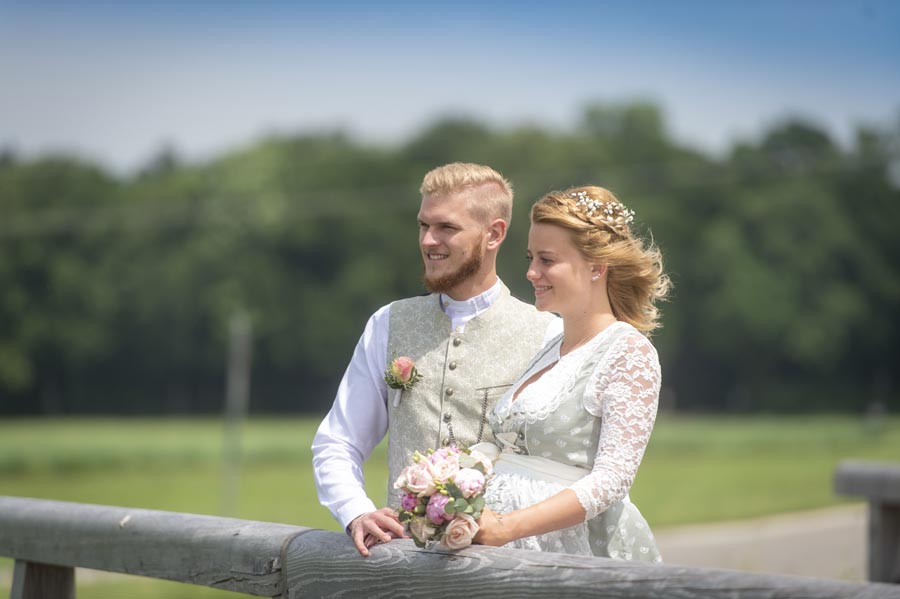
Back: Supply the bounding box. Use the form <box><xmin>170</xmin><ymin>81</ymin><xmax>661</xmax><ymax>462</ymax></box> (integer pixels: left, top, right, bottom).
<box><xmin>473</xmin><ymin>507</ymin><xmax>511</xmax><ymax>546</ymax></box>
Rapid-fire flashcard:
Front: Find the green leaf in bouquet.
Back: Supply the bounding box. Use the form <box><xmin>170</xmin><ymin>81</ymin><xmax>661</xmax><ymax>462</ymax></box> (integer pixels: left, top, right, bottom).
<box><xmin>453</xmin><ymin>498</ymin><xmax>470</xmax><ymax>511</ymax></box>
<box><xmin>445</xmin><ymin>481</ymin><xmax>463</xmax><ymax>499</ymax></box>
<box><xmin>469</xmin><ymin>497</ymin><xmax>485</xmax><ymax>512</ymax></box>
<box><xmin>399</xmin><ymin>511</ymin><xmax>413</xmax><ymax>522</ymax></box>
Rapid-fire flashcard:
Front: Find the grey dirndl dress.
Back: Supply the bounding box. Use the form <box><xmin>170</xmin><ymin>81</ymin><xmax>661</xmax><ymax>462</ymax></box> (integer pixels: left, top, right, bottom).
<box><xmin>480</xmin><ymin>321</ymin><xmax>662</xmax><ymax>561</ymax></box>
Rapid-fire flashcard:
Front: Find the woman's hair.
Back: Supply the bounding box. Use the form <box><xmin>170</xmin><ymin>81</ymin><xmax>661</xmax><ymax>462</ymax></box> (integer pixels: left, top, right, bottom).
<box><xmin>531</xmin><ymin>185</ymin><xmax>670</xmax><ymax>335</ymax></box>
<box><xmin>420</xmin><ymin>162</ymin><xmax>513</xmax><ymax>225</ymax></box>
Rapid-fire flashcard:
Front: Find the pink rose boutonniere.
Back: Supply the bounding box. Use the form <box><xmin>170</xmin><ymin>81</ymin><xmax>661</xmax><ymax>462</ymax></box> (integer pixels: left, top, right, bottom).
<box><xmin>392</xmin><ymin>446</ymin><xmax>493</xmax><ymax>550</ymax></box>
<box><xmin>384</xmin><ymin>356</ymin><xmax>422</xmax><ymax>407</ymax></box>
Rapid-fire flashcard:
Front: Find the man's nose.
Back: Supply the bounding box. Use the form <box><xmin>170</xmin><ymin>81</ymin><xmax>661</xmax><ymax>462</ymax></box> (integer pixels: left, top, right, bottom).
<box><xmin>420</xmin><ymin>228</ymin><xmax>439</xmax><ymax>246</ymax></box>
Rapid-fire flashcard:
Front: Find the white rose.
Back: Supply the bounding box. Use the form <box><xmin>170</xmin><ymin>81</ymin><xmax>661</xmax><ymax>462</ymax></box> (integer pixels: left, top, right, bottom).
<box><xmin>408</xmin><ymin>516</ymin><xmax>437</xmax><ymax>544</ymax></box>
<box><xmin>405</xmin><ymin>461</ymin><xmax>437</xmax><ymax>497</ymax></box>
<box><xmin>427</xmin><ymin>453</ymin><xmax>460</xmax><ymax>484</ymax></box>
<box><xmin>467</xmin><ymin>449</ymin><xmax>494</xmax><ymax>477</ymax></box>
<box><xmin>392</xmin><ymin>465</ymin><xmax>412</xmax><ymax>490</ymax></box>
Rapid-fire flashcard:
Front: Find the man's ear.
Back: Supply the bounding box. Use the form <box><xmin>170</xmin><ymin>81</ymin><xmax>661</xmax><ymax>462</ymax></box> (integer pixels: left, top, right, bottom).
<box><xmin>486</xmin><ymin>218</ymin><xmax>507</xmax><ymax>250</ymax></box>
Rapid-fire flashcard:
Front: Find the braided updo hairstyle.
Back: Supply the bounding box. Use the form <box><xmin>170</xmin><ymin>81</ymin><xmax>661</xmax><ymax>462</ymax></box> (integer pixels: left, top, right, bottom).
<box><xmin>530</xmin><ymin>185</ymin><xmax>670</xmax><ymax>335</ymax></box>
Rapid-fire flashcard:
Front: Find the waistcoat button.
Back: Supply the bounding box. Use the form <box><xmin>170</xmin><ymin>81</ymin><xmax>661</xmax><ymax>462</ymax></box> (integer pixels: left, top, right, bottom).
<box><xmin>452</xmin><ymin>338</ymin><xmax>461</xmax><ymax>347</ymax></box>
<box><xmin>445</xmin><ymin>388</ymin><xmax>454</xmax><ymax>396</ymax></box>
<box><xmin>449</xmin><ymin>361</ymin><xmax>457</xmax><ymax>370</ymax></box>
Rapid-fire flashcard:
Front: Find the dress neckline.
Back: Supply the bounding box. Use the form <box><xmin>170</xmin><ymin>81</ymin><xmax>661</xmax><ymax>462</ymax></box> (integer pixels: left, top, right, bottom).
<box><xmin>510</xmin><ymin>321</ymin><xmax>626</xmax><ymax>405</ymax></box>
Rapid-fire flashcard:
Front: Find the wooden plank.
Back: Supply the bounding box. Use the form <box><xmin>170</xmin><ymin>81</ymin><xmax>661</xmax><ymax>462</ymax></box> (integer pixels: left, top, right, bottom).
<box><xmin>835</xmin><ymin>461</ymin><xmax>900</xmax><ymax>501</ymax></box>
<box><xmin>283</xmin><ymin>529</ymin><xmax>900</xmax><ymax>599</ymax></box>
<box><xmin>4</xmin><ymin>495</ymin><xmax>899</xmax><ymax>599</ymax></box>
<box><xmin>0</xmin><ymin>496</ymin><xmax>309</xmax><ymax>597</ymax></box>
<box><xmin>10</xmin><ymin>560</ymin><xmax>75</xmax><ymax>599</ymax></box>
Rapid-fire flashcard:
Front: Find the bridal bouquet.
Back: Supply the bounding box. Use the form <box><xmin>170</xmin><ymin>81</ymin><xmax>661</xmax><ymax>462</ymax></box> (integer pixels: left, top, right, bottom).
<box><xmin>393</xmin><ymin>445</ymin><xmax>494</xmax><ymax>550</ymax></box>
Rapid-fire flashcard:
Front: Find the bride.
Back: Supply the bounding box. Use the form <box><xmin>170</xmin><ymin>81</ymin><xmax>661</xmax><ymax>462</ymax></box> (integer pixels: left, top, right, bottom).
<box><xmin>472</xmin><ymin>185</ymin><xmax>669</xmax><ymax>561</ymax></box>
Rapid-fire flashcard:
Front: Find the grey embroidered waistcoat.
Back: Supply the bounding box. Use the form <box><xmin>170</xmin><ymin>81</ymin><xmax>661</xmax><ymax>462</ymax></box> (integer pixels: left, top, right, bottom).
<box><xmin>386</xmin><ymin>284</ymin><xmax>554</xmax><ymax>505</ymax></box>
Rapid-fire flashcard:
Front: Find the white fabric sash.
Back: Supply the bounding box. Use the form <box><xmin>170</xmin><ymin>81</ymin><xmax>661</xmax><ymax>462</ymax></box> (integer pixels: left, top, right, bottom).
<box><xmin>470</xmin><ymin>441</ymin><xmax>587</xmax><ymax>486</ymax></box>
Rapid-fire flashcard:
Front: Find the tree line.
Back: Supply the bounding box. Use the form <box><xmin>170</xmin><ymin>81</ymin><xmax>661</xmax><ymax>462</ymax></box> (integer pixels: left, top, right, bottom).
<box><xmin>1</xmin><ymin>102</ymin><xmax>898</xmax><ymax>415</ymax></box>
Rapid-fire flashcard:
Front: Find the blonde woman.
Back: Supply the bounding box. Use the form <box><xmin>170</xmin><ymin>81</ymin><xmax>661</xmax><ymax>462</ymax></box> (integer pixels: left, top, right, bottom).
<box><xmin>473</xmin><ymin>186</ymin><xmax>669</xmax><ymax>561</ymax></box>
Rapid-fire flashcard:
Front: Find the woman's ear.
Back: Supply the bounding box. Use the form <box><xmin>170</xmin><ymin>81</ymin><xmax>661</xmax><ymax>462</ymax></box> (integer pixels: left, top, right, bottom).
<box><xmin>591</xmin><ymin>264</ymin><xmax>607</xmax><ymax>281</ymax></box>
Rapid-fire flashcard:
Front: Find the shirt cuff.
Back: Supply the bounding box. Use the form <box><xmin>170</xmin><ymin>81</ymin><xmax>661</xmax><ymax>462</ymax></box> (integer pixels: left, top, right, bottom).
<box><xmin>336</xmin><ymin>497</ymin><xmax>379</xmax><ymax>531</ymax></box>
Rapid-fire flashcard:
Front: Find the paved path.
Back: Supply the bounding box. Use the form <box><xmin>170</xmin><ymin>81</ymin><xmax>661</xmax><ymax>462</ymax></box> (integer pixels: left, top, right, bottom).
<box><xmin>654</xmin><ymin>502</ymin><xmax>866</xmax><ymax>581</ymax></box>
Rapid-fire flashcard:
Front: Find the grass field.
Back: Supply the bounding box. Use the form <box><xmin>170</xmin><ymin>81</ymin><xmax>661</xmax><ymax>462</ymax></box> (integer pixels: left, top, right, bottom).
<box><xmin>1</xmin><ymin>414</ymin><xmax>897</xmax><ymax>598</ymax></box>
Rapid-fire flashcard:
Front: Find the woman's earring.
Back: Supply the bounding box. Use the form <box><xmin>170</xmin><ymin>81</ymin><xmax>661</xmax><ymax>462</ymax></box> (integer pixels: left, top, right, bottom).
<box><xmin>591</xmin><ymin>273</ymin><xmax>600</xmax><ymax>282</ymax></box>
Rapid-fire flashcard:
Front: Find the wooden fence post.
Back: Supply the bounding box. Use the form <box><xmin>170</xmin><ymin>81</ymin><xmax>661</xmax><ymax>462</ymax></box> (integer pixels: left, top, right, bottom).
<box><xmin>10</xmin><ymin>560</ymin><xmax>75</xmax><ymax>599</ymax></box>
<box><xmin>835</xmin><ymin>460</ymin><xmax>900</xmax><ymax>583</ymax></box>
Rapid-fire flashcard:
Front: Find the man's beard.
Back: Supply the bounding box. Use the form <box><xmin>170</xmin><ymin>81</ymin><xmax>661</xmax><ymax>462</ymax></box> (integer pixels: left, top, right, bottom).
<box><xmin>423</xmin><ymin>244</ymin><xmax>485</xmax><ymax>294</ymax></box>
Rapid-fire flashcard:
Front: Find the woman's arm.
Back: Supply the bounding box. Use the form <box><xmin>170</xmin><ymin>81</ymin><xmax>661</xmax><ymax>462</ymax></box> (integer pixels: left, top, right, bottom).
<box><xmin>474</xmin><ymin>490</ymin><xmax>585</xmax><ymax>546</ymax></box>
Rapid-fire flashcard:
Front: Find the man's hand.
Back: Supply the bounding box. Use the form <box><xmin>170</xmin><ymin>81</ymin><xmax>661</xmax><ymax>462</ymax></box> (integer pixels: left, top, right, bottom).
<box><xmin>347</xmin><ymin>507</ymin><xmax>407</xmax><ymax>556</ymax></box>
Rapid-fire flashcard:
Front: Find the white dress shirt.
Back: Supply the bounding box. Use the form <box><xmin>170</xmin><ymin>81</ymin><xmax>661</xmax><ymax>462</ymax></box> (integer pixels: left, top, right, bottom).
<box><xmin>311</xmin><ymin>278</ymin><xmax>561</xmax><ymax>529</ymax></box>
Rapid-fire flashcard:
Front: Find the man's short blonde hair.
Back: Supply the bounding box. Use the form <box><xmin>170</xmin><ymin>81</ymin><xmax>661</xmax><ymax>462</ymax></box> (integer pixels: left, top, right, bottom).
<box><xmin>420</xmin><ymin>162</ymin><xmax>513</xmax><ymax>225</ymax></box>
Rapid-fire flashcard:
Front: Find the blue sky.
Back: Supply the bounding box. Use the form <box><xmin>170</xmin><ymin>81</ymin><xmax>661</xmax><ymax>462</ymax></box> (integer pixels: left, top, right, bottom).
<box><xmin>2</xmin><ymin>1</ymin><xmax>898</xmax><ymax>174</ymax></box>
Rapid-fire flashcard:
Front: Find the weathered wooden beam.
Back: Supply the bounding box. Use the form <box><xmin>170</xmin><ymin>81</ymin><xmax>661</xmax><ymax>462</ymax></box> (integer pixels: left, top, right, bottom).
<box><xmin>3</xmin><ymin>495</ymin><xmax>899</xmax><ymax>599</ymax></box>
<box><xmin>835</xmin><ymin>460</ymin><xmax>900</xmax><ymax>583</ymax></box>
<box><xmin>835</xmin><ymin>461</ymin><xmax>900</xmax><ymax>502</ymax></box>
<box><xmin>10</xmin><ymin>560</ymin><xmax>75</xmax><ymax>599</ymax></box>
<box><xmin>0</xmin><ymin>496</ymin><xmax>309</xmax><ymax>597</ymax></box>
<box><xmin>284</xmin><ymin>529</ymin><xmax>900</xmax><ymax>599</ymax></box>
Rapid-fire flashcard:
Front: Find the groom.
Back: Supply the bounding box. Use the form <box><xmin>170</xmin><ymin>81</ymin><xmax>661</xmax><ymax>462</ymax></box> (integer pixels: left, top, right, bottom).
<box><xmin>312</xmin><ymin>162</ymin><xmax>558</xmax><ymax>556</ymax></box>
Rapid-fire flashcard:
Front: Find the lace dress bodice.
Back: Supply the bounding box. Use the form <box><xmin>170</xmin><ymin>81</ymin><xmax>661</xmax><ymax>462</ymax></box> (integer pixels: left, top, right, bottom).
<box><xmin>491</xmin><ymin>321</ymin><xmax>661</xmax><ymax>521</ymax></box>
<box><xmin>483</xmin><ymin>321</ymin><xmax>661</xmax><ymax>559</ymax></box>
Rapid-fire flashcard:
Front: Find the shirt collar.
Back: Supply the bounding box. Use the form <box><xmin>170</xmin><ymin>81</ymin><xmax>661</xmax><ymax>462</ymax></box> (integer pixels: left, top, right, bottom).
<box><xmin>439</xmin><ymin>278</ymin><xmax>502</xmax><ymax>317</ymax></box>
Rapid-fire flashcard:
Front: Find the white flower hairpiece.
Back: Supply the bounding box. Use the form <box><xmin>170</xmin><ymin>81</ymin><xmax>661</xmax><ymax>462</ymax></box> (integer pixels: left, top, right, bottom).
<box><xmin>569</xmin><ymin>191</ymin><xmax>635</xmax><ymax>235</ymax></box>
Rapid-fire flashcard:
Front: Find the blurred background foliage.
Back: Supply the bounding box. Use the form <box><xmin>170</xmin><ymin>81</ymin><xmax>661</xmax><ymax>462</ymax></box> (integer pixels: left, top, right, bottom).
<box><xmin>1</xmin><ymin>101</ymin><xmax>898</xmax><ymax>415</ymax></box>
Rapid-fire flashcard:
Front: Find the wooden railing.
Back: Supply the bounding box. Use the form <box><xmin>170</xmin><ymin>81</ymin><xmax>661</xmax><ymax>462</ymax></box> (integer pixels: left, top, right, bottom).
<box><xmin>835</xmin><ymin>460</ymin><xmax>900</xmax><ymax>584</ymax></box>
<box><xmin>1</xmin><ymin>495</ymin><xmax>898</xmax><ymax>599</ymax></box>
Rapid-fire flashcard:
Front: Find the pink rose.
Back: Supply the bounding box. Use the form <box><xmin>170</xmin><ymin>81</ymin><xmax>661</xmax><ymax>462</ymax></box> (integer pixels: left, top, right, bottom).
<box><xmin>408</xmin><ymin>516</ymin><xmax>437</xmax><ymax>545</ymax></box>
<box><xmin>405</xmin><ymin>461</ymin><xmax>436</xmax><ymax>497</ymax></box>
<box><xmin>390</xmin><ymin>356</ymin><xmax>415</xmax><ymax>384</ymax></box>
<box><xmin>425</xmin><ymin>493</ymin><xmax>453</xmax><ymax>525</ymax></box>
<box><xmin>453</xmin><ymin>468</ymin><xmax>485</xmax><ymax>498</ymax></box>
<box><xmin>401</xmin><ymin>493</ymin><xmax>419</xmax><ymax>512</ymax></box>
<box><xmin>427</xmin><ymin>452</ymin><xmax>460</xmax><ymax>484</ymax></box>
<box><xmin>441</xmin><ymin>513</ymin><xmax>479</xmax><ymax>550</ymax></box>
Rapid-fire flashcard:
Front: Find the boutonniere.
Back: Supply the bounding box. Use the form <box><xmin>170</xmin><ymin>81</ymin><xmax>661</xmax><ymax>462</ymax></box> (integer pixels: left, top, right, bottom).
<box><xmin>384</xmin><ymin>356</ymin><xmax>422</xmax><ymax>407</ymax></box>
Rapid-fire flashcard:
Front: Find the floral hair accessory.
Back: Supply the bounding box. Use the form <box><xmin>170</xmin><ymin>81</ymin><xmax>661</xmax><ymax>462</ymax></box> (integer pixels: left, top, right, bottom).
<box><xmin>393</xmin><ymin>445</ymin><xmax>493</xmax><ymax>549</ymax></box>
<box><xmin>385</xmin><ymin>356</ymin><xmax>422</xmax><ymax>407</ymax></box>
<box><xmin>570</xmin><ymin>190</ymin><xmax>635</xmax><ymax>235</ymax></box>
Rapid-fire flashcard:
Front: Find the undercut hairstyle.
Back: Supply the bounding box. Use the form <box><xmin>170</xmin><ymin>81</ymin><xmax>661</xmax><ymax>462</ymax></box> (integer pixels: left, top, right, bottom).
<box><xmin>531</xmin><ymin>185</ymin><xmax>670</xmax><ymax>335</ymax></box>
<box><xmin>420</xmin><ymin>162</ymin><xmax>513</xmax><ymax>225</ymax></box>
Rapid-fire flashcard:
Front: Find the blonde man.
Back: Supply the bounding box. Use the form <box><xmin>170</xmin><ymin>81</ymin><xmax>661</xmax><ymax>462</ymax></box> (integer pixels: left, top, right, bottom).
<box><xmin>312</xmin><ymin>163</ymin><xmax>559</xmax><ymax>556</ymax></box>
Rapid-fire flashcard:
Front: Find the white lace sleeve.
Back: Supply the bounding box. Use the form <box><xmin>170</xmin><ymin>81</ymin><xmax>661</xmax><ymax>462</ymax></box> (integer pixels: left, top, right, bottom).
<box><xmin>570</xmin><ymin>331</ymin><xmax>660</xmax><ymax>521</ymax></box>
